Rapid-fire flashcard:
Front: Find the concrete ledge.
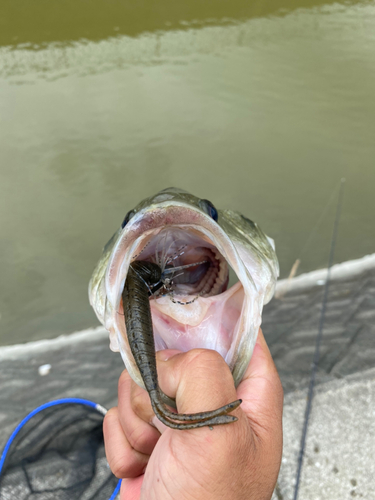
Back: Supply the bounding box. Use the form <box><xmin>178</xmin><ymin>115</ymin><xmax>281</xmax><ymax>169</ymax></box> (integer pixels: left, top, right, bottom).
<box><xmin>276</xmin><ymin>253</ymin><xmax>375</xmax><ymax>295</ymax></box>
<box><xmin>0</xmin><ymin>326</ymin><xmax>108</xmax><ymax>360</ymax></box>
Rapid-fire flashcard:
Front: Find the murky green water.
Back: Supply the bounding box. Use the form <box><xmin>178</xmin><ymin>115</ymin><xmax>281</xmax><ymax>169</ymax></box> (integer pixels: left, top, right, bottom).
<box><xmin>1</xmin><ymin>0</ymin><xmax>374</xmax><ymax>345</ymax></box>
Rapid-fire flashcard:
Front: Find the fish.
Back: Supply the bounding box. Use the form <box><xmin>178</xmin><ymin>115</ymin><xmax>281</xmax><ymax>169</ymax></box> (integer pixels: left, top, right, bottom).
<box><xmin>89</xmin><ymin>187</ymin><xmax>279</xmax><ymax>427</ymax></box>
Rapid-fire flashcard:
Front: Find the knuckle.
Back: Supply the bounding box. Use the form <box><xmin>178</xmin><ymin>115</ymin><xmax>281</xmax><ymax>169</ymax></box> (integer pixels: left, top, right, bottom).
<box><xmin>178</xmin><ymin>349</ymin><xmax>235</xmax><ymax>403</ymax></box>
<box><xmin>118</xmin><ymin>369</ymin><xmax>130</xmax><ymax>392</ymax></box>
<box><xmin>127</xmin><ymin>425</ymin><xmax>146</xmax><ymax>451</ymax></box>
<box><xmin>184</xmin><ymin>348</ymin><xmax>227</xmax><ymax>372</ymax></box>
<box><xmin>111</xmin><ymin>457</ymin><xmax>129</xmax><ymax>478</ymax></box>
<box><xmin>131</xmin><ymin>390</ymin><xmax>148</xmax><ymax>416</ymax></box>
<box><xmin>103</xmin><ymin>408</ymin><xmax>118</xmax><ymax>431</ymax></box>
<box><xmin>105</xmin><ymin>407</ymin><xmax>117</xmax><ymax>419</ymax></box>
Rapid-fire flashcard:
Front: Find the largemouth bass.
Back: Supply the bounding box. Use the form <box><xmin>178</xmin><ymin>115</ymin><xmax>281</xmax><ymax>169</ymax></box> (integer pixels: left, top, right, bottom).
<box><xmin>89</xmin><ymin>187</ymin><xmax>279</xmax><ymax>428</ymax></box>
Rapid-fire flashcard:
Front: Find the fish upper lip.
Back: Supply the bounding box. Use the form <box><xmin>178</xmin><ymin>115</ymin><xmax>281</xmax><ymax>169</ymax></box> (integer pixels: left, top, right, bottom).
<box><xmin>106</xmin><ymin>201</ymin><xmax>256</xmax><ymax>312</ymax></box>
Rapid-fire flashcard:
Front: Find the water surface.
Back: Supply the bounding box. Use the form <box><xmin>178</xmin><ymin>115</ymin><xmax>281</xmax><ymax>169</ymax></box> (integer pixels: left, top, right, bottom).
<box><xmin>1</xmin><ymin>0</ymin><xmax>374</xmax><ymax>344</ymax></box>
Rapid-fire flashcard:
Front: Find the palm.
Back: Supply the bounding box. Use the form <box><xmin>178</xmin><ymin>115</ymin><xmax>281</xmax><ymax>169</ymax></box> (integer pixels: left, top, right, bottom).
<box><xmin>121</xmin><ymin>427</ymin><xmax>213</xmax><ymax>499</ymax></box>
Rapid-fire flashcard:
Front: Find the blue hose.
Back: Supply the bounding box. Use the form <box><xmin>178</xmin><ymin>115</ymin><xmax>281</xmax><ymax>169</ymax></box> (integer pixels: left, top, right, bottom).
<box><xmin>0</xmin><ymin>397</ymin><xmax>122</xmax><ymax>499</ymax></box>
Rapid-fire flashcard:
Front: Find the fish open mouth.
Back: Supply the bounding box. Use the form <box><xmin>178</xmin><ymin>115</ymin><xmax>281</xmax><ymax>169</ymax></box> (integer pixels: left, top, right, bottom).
<box><xmin>131</xmin><ymin>227</ymin><xmax>243</xmax><ymax>359</ymax></box>
<box><xmin>105</xmin><ymin>201</ymin><xmax>264</xmax><ymax>389</ymax></box>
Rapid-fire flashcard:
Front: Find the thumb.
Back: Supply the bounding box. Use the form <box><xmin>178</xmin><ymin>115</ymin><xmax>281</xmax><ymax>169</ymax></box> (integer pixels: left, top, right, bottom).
<box><xmin>156</xmin><ymin>348</ymin><xmax>240</xmax><ymax>418</ymax></box>
<box><xmin>237</xmin><ymin>329</ymin><xmax>284</xmax><ymax>437</ymax></box>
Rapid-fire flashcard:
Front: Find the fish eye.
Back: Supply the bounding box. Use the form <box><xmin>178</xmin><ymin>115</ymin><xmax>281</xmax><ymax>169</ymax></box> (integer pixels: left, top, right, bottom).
<box><xmin>121</xmin><ymin>209</ymin><xmax>136</xmax><ymax>229</ymax></box>
<box><xmin>199</xmin><ymin>199</ymin><xmax>218</xmax><ymax>222</ymax></box>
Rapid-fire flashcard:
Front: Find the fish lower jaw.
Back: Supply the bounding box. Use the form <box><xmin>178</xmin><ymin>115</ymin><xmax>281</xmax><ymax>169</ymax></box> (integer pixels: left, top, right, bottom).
<box><xmin>150</xmin><ymin>281</ymin><xmax>245</xmax><ymax>362</ymax></box>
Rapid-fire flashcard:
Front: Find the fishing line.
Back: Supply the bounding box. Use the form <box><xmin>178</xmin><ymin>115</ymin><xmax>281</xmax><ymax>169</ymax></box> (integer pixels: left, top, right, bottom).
<box><xmin>298</xmin><ymin>183</ymin><xmax>342</xmax><ymax>261</ymax></box>
<box><xmin>293</xmin><ymin>178</ymin><xmax>345</xmax><ymax>500</ymax></box>
<box><xmin>275</xmin><ymin>181</ymin><xmax>343</xmax><ymax>298</ymax></box>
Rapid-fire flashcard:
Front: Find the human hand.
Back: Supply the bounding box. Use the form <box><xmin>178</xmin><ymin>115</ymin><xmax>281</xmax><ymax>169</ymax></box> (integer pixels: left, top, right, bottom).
<box><xmin>103</xmin><ymin>329</ymin><xmax>283</xmax><ymax>500</ymax></box>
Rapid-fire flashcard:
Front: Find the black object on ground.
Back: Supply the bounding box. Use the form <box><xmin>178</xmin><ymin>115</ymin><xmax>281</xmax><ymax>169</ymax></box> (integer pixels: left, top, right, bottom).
<box><xmin>0</xmin><ymin>399</ymin><xmax>120</xmax><ymax>500</ymax></box>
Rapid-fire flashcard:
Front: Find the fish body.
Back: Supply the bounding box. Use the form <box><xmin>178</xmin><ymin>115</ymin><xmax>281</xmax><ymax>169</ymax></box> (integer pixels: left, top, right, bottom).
<box><xmin>89</xmin><ymin>187</ymin><xmax>279</xmax><ymax>391</ymax></box>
